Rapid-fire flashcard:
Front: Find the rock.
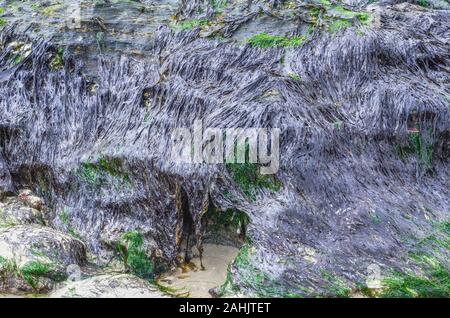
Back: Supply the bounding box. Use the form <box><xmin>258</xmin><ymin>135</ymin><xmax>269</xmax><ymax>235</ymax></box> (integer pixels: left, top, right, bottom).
<box><xmin>159</xmin><ymin>275</ymin><xmax>174</xmax><ymax>284</ymax></box>
<box><xmin>209</xmin><ymin>287</ymin><xmax>219</xmax><ymax>298</ymax></box>
<box><xmin>17</xmin><ymin>190</ymin><xmax>45</xmax><ymax>212</ymax></box>
<box><xmin>0</xmin><ymin>0</ymin><xmax>448</xmax><ymax>298</ymax></box>
<box><xmin>0</xmin><ymin>225</ymin><xmax>86</xmax><ymax>293</ymax></box>
<box><xmin>0</xmin><ymin>197</ymin><xmax>45</xmax><ymax>227</ymax></box>
<box><xmin>0</xmin><ymin>154</ymin><xmax>13</xmax><ymax>200</ymax></box>
<box><xmin>50</xmin><ymin>274</ymin><xmax>168</xmax><ymax>298</ymax></box>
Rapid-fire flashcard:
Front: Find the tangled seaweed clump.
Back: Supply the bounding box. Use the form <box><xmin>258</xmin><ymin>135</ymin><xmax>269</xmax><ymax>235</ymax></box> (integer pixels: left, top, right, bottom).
<box><xmin>0</xmin><ymin>0</ymin><xmax>449</xmax><ymax>298</ymax></box>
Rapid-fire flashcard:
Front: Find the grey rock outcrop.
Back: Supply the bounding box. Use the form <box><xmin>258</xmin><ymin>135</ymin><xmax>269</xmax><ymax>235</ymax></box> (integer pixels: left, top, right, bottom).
<box><xmin>0</xmin><ymin>154</ymin><xmax>12</xmax><ymax>200</ymax></box>
<box><xmin>0</xmin><ymin>196</ymin><xmax>45</xmax><ymax>226</ymax></box>
<box><xmin>50</xmin><ymin>274</ymin><xmax>168</xmax><ymax>298</ymax></box>
<box><xmin>0</xmin><ymin>225</ymin><xmax>87</xmax><ymax>293</ymax></box>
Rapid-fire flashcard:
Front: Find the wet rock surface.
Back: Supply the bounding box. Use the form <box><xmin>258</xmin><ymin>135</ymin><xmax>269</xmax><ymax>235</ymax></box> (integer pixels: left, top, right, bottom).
<box><xmin>0</xmin><ymin>224</ymin><xmax>87</xmax><ymax>293</ymax></box>
<box><xmin>0</xmin><ymin>0</ymin><xmax>449</xmax><ymax>297</ymax></box>
<box><xmin>0</xmin><ymin>225</ymin><xmax>86</xmax><ymax>269</ymax></box>
<box><xmin>50</xmin><ymin>274</ymin><xmax>167</xmax><ymax>298</ymax></box>
<box><xmin>0</xmin><ymin>197</ymin><xmax>45</xmax><ymax>226</ymax></box>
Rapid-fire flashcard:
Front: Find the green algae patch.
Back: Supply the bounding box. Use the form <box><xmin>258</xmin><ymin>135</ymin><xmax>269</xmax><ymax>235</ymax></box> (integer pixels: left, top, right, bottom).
<box><xmin>247</xmin><ymin>33</ymin><xmax>305</xmax><ymax>49</ymax></box>
<box><xmin>49</xmin><ymin>48</ymin><xmax>64</xmax><ymax>70</ymax></box>
<box><xmin>381</xmin><ymin>258</ymin><xmax>449</xmax><ymax>298</ymax></box>
<box><xmin>308</xmin><ymin>2</ymin><xmax>372</xmax><ymax>34</ymax></box>
<box><xmin>118</xmin><ymin>231</ymin><xmax>154</xmax><ymax>280</ymax></box>
<box><xmin>0</xmin><ymin>259</ymin><xmax>67</xmax><ymax>291</ymax></box>
<box><xmin>359</xmin><ymin>222</ymin><xmax>450</xmax><ymax>298</ymax></box>
<box><xmin>320</xmin><ymin>270</ymin><xmax>352</xmax><ymax>298</ymax></box>
<box><xmin>327</xmin><ymin>19</ymin><xmax>352</xmax><ymax>33</ymax></box>
<box><xmin>176</xmin><ymin>19</ymin><xmax>210</xmax><ymax>30</ymax></box>
<box><xmin>226</xmin><ymin>162</ymin><xmax>281</xmax><ymax>201</ymax></box>
<box><xmin>76</xmin><ymin>155</ymin><xmax>131</xmax><ymax>187</ymax></box>
<box><xmin>395</xmin><ymin>130</ymin><xmax>434</xmax><ymax>171</ymax></box>
<box><xmin>20</xmin><ymin>261</ymin><xmax>54</xmax><ymax>289</ymax></box>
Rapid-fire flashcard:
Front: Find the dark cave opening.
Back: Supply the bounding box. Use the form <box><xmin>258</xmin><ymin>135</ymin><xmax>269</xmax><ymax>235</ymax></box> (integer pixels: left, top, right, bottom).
<box><xmin>202</xmin><ymin>206</ymin><xmax>250</xmax><ymax>248</ymax></box>
<box><xmin>180</xmin><ymin>191</ymin><xmax>195</xmax><ymax>263</ymax></box>
<box><xmin>178</xmin><ymin>190</ymin><xmax>249</xmax><ymax>266</ymax></box>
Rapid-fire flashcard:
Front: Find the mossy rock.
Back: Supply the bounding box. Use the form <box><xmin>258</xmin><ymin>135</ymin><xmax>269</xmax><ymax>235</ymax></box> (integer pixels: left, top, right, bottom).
<box><xmin>0</xmin><ymin>225</ymin><xmax>86</xmax><ymax>293</ymax></box>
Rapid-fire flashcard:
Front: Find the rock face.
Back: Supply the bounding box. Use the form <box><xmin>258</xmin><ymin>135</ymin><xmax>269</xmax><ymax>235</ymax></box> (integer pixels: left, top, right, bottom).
<box><xmin>17</xmin><ymin>190</ymin><xmax>45</xmax><ymax>212</ymax></box>
<box><xmin>0</xmin><ymin>225</ymin><xmax>87</xmax><ymax>293</ymax></box>
<box><xmin>0</xmin><ymin>154</ymin><xmax>12</xmax><ymax>200</ymax></box>
<box><xmin>0</xmin><ymin>0</ymin><xmax>449</xmax><ymax>297</ymax></box>
<box><xmin>50</xmin><ymin>274</ymin><xmax>167</xmax><ymax>298</ymax></box>
<box><xmin>0</xmin><ymin>197</ymin><xmax>45</xmax><ymax>226</ymax></box>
